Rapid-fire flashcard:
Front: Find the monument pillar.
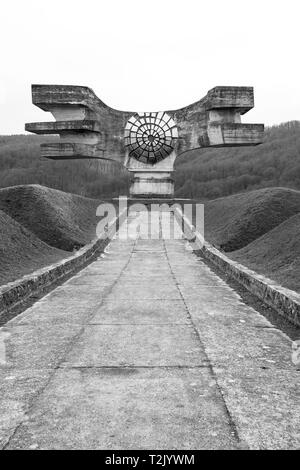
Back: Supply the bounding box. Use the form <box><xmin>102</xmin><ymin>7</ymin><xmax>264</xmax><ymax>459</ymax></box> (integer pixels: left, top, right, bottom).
<box><xmin>124</xmin><ymin>112</ymin><xmax>177</xmax><ymax>198</ymax></box>
<box><xmin>129</xmin><ymin>171</ymin><xmax>174</xmax><ymax>198</ymax></box>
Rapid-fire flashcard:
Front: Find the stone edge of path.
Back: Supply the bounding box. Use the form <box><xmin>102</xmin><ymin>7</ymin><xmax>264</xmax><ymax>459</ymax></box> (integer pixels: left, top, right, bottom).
<box><xmin>174</xmin><ymin>207</ymin><xmax>300</xmax><ymax>328</ymax></box>
<box><xmin>0</xmin><ymin>210</ymin><xmax>126</xmax><ymax>322</ymax></box>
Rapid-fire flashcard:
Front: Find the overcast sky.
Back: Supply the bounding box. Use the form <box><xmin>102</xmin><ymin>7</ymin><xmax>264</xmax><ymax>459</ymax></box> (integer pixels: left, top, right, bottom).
<box><xmin>0</xmin><ymin>0</ymin><xmax>299</xmax><ymax>134</ymax></box>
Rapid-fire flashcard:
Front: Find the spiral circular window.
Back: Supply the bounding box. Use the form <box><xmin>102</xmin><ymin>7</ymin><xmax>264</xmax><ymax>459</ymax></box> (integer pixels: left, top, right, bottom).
<box><xmin>124</xmin><ymin>112</ymin><xmax>178</xmax><ymax>164</ymax></box>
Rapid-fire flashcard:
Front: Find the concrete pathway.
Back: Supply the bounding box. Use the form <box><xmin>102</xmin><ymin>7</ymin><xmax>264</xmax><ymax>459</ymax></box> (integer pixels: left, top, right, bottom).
<box><xmin>0</xmin><ymin>210</ymin><xmax>299</xmax><ymax>450</ymax></box>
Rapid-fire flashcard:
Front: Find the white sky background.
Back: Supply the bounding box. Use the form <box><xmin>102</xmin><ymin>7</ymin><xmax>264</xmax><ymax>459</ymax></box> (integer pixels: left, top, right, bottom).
<box><xmin>0</xmin><ymin>0</ymin><xmax>299</xmax><ymax>134</ymax></box>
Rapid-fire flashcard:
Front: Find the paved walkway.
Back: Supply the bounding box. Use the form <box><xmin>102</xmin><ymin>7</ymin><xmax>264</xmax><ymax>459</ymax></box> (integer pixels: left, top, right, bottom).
<box><xmin>0</xmin><ymin>210</ymin><xmax>299</xmax><ymax>450</ymax></box>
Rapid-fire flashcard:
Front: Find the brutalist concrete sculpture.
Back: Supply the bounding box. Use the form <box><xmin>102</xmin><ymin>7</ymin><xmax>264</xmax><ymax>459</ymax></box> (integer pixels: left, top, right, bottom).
<box><xmin>26</xmin><ymin>85</ymin><xmax>264</xmax><ymax>198</ymax></box>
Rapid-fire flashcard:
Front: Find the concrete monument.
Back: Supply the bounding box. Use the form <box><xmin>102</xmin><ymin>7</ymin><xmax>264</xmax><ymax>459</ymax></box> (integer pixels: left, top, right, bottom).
<box><xmin>26</xmin><ymin>85</ymin><xmax>264</xmax><ymax>198</ymax></box>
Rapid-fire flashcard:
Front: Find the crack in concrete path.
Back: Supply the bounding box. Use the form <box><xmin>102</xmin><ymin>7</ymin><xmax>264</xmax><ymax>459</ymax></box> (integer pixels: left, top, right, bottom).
<box><xmin>161</xmin><ymin>226</ymin><xmax>242</xmax><ymax>447</ymax></box>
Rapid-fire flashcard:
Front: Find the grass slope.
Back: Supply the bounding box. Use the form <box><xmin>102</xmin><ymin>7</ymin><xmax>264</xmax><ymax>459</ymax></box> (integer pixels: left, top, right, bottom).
<box><xmin>204</xmin><ymin>187</ymin><xmax>300</xmax><ymax>251</ymax></box>
<box><xmin>0</xmin><ymin>209</ymin><xmax>67</xmax><ymax>285</ymax></box>
<box><xmin>229</xmin><ymin>213</ymin><xmax>300</xmax><ymax>292</ymax></box>
<box><xmin>0</xmin><ymin>185</ymin><xmax>101</xmax><ymax>251</ymax></box>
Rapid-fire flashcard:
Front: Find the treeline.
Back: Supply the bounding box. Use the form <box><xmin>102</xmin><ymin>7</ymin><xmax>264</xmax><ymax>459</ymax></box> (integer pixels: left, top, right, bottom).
<box><xmin>0</xmin><ymin>121</ymin><xmax>299</xmax><ymax>199</ymax></box>
<box><xmin>174</xmin><ymin>121</ymin><xmax>300</xmax><ymax>199</ymax></box>
<box><xmin>0</xmin><ymin>135</ymin><xmax>130</xmax><ymax>198</ymax></box>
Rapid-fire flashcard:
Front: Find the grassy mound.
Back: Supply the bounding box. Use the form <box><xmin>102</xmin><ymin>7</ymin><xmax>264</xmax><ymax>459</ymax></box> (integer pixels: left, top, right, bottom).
<box><xmin>0</xmin><ymin>185</ymin><xmax>101</xmax><ymax>251</ymax></box>
<box><xmin>204</xmin><ymin>187</ymin><xmax>300</xmax><ymax>251</ymax></box>
<box><xmin>0</xmin><ymin>209</ymin><xmax>67</xmax><ymax>285</ymax></box>
<box><xmin>229</xmin><ymin>213</ymin><xmax>300</xmax><ymax>292</ymax></box>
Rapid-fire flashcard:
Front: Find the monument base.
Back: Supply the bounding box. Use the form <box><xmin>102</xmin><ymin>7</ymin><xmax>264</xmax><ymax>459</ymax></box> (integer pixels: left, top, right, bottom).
<box><xmin>129</xmin><ymin>171</ymin><xmax>174</xmax><ymax>198</ymax></box>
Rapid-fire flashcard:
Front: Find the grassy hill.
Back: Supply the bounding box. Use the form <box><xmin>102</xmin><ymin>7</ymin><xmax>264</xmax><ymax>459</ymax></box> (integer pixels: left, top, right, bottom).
<box><xmin>0</xmin><ymin>185</ymin><xmax>104</xmax><ymax>285</ymax></box>
<box><xmin>0</xmin><ymin>208</ymin><xmax>67</xmax><ymax>285</ymax></box>
<box><xmin>0</xmin><ymin>121</ymin><xmax>299</xmax><ymax>200</ymax></box>
<box><xmin>230</xmin><ymin>213</ymin><xmax>300</xmax><ymax>292</ymax></box>
<box><xmin>204</xmin><ymin>187</ymin><xmax>300</xmax><ymax>251</ymax></box>
<box><xmin>203</xmin><ymin>187</ymin><xmax>300</xmax><ymax>292</ymax></box>
<box><xmin>0</xmin><ymin>185</ymin><xmax>101</xmax><ymax>251</ymax></box>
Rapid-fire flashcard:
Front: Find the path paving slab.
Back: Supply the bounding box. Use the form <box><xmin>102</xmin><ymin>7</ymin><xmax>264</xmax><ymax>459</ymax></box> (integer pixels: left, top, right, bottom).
<box><xmin>4</xmin><ymin>368</ymin><xmax>239</xmax><ymax>450</ymax></box>
<box><xmin>89</xmin><ymin>299</ymin><xmax>188</xmax><ymax>325</ymax></box>
<box><xmin>60</xmin><ymin>324</ymin><xmax>207</xmax><ymax>368</ymax></box>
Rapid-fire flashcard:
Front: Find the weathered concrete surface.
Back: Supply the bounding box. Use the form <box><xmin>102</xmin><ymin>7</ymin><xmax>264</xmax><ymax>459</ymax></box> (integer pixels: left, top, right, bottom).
<box><xmin>26</xmin><ymin>85</ymin><xmax>264</xmax><ymax>162</ymax></box>
<box><xmin>174</xmin><ymin>207</ymin><xmax>300</xmax><ymax>327</ymax></box>
<box><xmin>0</xmin><ymin>211</ymin><xmax>299</xmax><ymax>450</ymax></box>
<box><xmin>26</xmin><ymin>85</ymin><xmax>264</xmax><ymax>197</ymax></box>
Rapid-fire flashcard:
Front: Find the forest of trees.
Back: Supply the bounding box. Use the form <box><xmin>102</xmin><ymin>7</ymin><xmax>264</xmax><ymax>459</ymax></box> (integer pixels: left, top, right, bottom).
<box><xmin>0</xmin><ymin>121</ymin><xmax>299</xmax><ymax>200</ymax></box>
<box><xmin>174</xmin><ymin>121</ymin><xmax>300</xmax><ymax>199</ymax></box>
<box><xmin>0</xmin><ymin>135</ymin><xmax>130</xmax><ymax>199</ymax></box>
